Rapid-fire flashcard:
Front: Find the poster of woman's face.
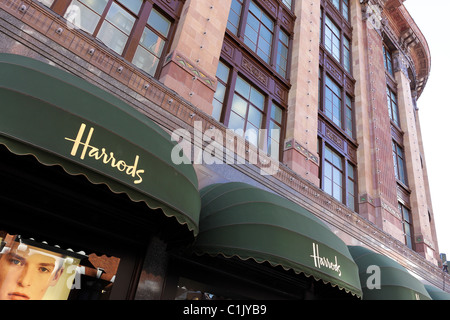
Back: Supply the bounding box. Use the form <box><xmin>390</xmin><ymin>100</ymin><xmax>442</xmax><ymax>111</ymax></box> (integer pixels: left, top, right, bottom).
<box><xmin>0</xmin><ymin>236</ymin><xmax>80</xmax><ymax>300</ymax></box>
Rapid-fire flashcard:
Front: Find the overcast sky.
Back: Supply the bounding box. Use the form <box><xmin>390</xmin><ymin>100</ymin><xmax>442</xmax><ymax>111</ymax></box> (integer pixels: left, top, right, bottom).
<box><xmin>403</xmin><ymin>0</ymin><xmax>450</xmax><ymax>259</ymax></box>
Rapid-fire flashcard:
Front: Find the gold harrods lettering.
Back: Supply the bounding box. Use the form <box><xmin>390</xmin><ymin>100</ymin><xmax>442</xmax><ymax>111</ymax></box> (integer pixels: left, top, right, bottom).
<box><xmin>65</xmin><ymin>123</ymin><xmax>145</xmax><ymax>184</ymax></box>
<box><xmin>310</xmin><ymin>243</ymin><xmax>342</xmax><ymax>277</ymax></box>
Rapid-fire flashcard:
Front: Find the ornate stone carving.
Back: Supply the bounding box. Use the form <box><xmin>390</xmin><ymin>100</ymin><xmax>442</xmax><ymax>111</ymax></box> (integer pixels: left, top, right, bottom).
<box><xmin>393</xmin><ymin>51</ymin><xmax>409</xmax><ymax>78</ymax></box>
<box><xmin>241</xmin><ymin>57</ymin><xmax>269</xmax><ymax>87</ymax></box>
<box><xmin>361</xmin><ymin>0</ymin><xmax>384</xmax><ymax>33</ymax></box>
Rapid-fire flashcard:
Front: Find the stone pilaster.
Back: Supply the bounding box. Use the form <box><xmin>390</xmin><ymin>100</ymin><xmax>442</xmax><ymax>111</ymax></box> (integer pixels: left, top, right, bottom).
<box><xmin>283</xmin><ymin>0</ymin><xmax>321</xmax><ymax>186</ymax></box>
<box><xmin>353</xmin><ymin>0</ymin><xmax>404</xmax><ymax>242</ymax></box>
<box><xmin>159</xmin><ymin>0</ymin><xmax>232</xmax><ymax>115</ymax></box>
<box><xmin>394</xmin><ymin>52</ymin><xmax>437</xmax><ymax>264</ymax></box>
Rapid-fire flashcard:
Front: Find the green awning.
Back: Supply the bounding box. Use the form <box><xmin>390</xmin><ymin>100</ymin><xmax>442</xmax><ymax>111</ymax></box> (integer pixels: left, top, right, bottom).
<box><xmin>192</xmin><ymin>182</ymin><xmax>363</xmax><ymax>298</ymax></box>
<box><xmin>348</xmin><ymin>246</ymin><xmax>432</xmax><ymax>300</ymax></box>
<box><xmin>424</xmin><ymin>284</ymin><xmax>450</xmax><ymax>300</ymax></box>
<box><xmin>0</xmin><ymin>53</ymin><xmax>200</xmax><ymax>236</ymax></box>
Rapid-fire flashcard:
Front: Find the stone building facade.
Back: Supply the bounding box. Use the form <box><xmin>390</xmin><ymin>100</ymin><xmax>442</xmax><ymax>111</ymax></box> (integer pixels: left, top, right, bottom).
<box><xmin>0</xmin><ymin>0</ymin><xmax>448</xmax><ymax>299</ymax></box>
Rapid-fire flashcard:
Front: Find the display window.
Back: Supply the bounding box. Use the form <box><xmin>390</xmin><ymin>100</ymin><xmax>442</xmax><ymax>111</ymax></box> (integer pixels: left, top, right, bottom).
<box><xmin>0</xmin><ymin>146</ymin><xmax>150</xmax><ymax>300</ymax></box>
<box><xmin>0</xmin><ymin>231</ymin><xmax>120</xmax><ymax>300</ymax></box>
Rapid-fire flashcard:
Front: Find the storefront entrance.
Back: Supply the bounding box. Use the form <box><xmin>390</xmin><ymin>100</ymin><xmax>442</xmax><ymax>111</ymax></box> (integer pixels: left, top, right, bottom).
<box><xmin>0</xmin><ymin>144</ymin><xmax>158</xmax><ymax>299</ymax></box>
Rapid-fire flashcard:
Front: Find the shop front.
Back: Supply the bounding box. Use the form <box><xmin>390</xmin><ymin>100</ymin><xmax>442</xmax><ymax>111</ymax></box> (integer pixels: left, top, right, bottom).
<box><xmin>0</xmin><ymin>53</ymin><xmax>201</xmax><ymax>300</ymax></box>
<box><xmin>424</xmin><ymin>284</ymin><xmax>450</xmax><ymax>300</ymax></box>
<box><xmin>348</xmin><ymin>246</ymin><xmax>432</xmax><ymax>300</ymax></box>
<box><xmin>1</xmin><ymin>53</ymin><xmax>364</xmax><ymax>301</ymax></box>
<box><xmin>165</xmin><ymin>182</ymin><xmax>363</xmax><ymax>300</ymax></box>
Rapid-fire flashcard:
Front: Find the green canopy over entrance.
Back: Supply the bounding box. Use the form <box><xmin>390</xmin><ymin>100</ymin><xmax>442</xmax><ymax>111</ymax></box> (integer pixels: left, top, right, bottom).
<box><xmin>348</xmin><ymin>245</ymin><xmax>432</xmax><ymax>300</ymax></box>
<box><xmin>0</xmin><ymin>53</ymin><xmax>200</xmax><ymax>236</ymax></box>
<box><xmin>193</xmin><ymin>182</ymin><xmax>363</xmax><ymax>298</ymax></box>
<box><xmin>424</xmin><ymin>284</ymin><xmax>450</xmax><ymax>300</ymax></box>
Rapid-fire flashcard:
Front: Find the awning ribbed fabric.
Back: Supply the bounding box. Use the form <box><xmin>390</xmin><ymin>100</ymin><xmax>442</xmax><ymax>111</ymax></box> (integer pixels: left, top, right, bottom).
<box><xmin>348</xmin><ymin>245</ymin><xmax>432</xmax><ymax>300</ymax></box>
<box><xmin>193</xmin><ymin>182</ymin><xmax>363</xmax><ymax>298</ymax></box>
<box><xmin>0</xmin><ymin>53</ymin><xmax>200</xmax><ymax>236</ymax></box>
<box><xmin>424</xmin><ymin>284</ymin><xmax>450</xmax><ymax>300</ymax></box>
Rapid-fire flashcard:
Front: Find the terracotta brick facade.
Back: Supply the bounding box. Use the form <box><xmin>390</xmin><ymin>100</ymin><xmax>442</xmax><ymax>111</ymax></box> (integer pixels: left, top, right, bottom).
<box><xmin>0</xmin><ymin>0</ymin><xmax>447</xmax><ymax>292</ymax></box>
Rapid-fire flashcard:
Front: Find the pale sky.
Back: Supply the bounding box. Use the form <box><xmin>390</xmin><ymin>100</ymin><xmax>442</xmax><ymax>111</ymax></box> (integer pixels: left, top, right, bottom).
<box><xmin>403</xmin><ymin>0</ymin><xmax>450</xmax><ymax>259</ymax></box>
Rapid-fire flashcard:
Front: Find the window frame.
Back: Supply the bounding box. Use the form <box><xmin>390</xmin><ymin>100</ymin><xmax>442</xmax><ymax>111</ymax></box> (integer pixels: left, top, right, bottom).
<box><xmin>324</xmin><ymin>15</ymin><xmax>341</xmax><ymax>63</ymax></box>
<box><xmin>243</xmin><ymin>1</ymin><xmax>275</xmax><ymax>64</ymax></box>
<box><xmin>324</xmin><ymin>74</ymin><xmax>343</xmax><ymax>127</ymax></box>
<box><xmin>128</xmin><ymin>7</ymin><xmax>173</xmax><ymax>77</ymax></box>
<box><xmin>346</xmin><ymin>162</ymin><xmax>356</xmax><ymax>211</ymax></box>
<box><xmin>319</xmin><ymin>140</ymin><xmax>357</xmax><ymax>210</ymax></box>
<box><xmin>219</xmin><ymin>68</ymin><xmax>286</xmax><ymax>159</ymax></box>
<box><xmin>399</xmin><ymin>202</ymin><xmax>414</xmax><ymax>250</ymax></box>
<box><xmin>320</xmin><ymin>4</ymin><xmax>352</xmax><ymax>76</ymax></box>
<box><xmin>387</xmin><ymin>86</ymin><xmax>400</xmax><ymax>128</ymax></box>
<box><xmin>226</xmin><ymin>0</ymin><xmax>293</xmax><ymax>81</ymax></box>
<box><xmin>343</xmin><ymin>36</ymin><xmax>351</xmax><ymax>74</ymax></box>
<box><xmin>212</xmin><ymin>61</ymin><xmax>232</xmax><ymax>122</ymax></box>
<box><xmin>319</xmin><ymin>70</ymin><xmax>355</xmax><ymax>139</ymax></box>
<box><xmin>329</xmin><ymin>0</ymin><xmax>350</xmax><ymax>21</ymax></box>
<box><xmin>318</xmin><ymin>0</ymin><xmax>356</xmax><ymax>211</ymax></box>
<box><xmin>219</xmin><ymin>0</ymin><xmax>293</xmax><ymax>161</ymax></box>
<box><xmin>383</xmin><ymin>44</ymin><xmax>394</xmax><ymax>76</ymax></box>
<box><xmin>392</xmin><ymin>140</ymin><xmax>408</xmax><ymax>186</ymax></box>
<box><xmin>323</xmin><ymin>144</ymin><xmax>344</xmax><ymax>203</ymax></box>
<box><xmin>50</xmin><ymin>0</ymin><xmax>179</xmax><ymax>79</ymax></box>
<box><xmin>228</xmin><ymin>75</ymin><xmax>267</xmax><ymax>147</ymax></box>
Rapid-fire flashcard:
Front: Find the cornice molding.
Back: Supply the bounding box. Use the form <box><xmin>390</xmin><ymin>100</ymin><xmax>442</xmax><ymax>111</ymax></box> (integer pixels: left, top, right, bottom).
<box><xmin>382</xmin><ymin>2</ymin><xmax>431</xmax><ymax>98</ymax></box>
<box><xmin>0</xmin><ymin>0</ymin><xmax>445</xmax><ymax>292</ymax></box>
<box><xmin>360</xmin><ymin>0</ymin><xmax>430</xmax><ymax>98</ymax></box>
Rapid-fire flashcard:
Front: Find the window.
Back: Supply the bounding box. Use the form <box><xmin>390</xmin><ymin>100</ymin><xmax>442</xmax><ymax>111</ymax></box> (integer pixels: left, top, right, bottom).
<box><xmin>226</xmin><ymin>0</ymin><xmax>292</xmax><ymax>80</ymax></box>
<box><xmin>319</xmin><ymin>1</ymin><xmax>356</xmax><ymax>211</ymax></box>
<box><xmin>214</xmin><ymin>62</ymin><xmax>285</xmax><ymax>160</ymax></box>
<box><xmin>97</xmin><ymin>1</ymin><xmax>138</xmax><ymax>54</ymax></box>
<box><xmin>331</xmin><ymin>0</ymin><xmax>340</xmax><ymax>10</ymax></box>
<box><xmin>268</xmin><ymin>104</ymin><xmax>282</xmax><ymax>160</ymax></box>
<box><xmin>244</xmin><ymin>1</ymin><xmax>274</xmax><ymax>64</ymax></box>
<box><xmin>343</xmin><ymin>37</ymin><xmax>351</xmax><ymax>74</ymax></box>
<box><xmin>65</xmin><ymin>0</ymin><xmax>140</xmax><ymax>54</ymax></box>
<box><xmin>60</xmin><ymin>0</ymin><xmax>175</xmax><ymax>78</ymax></box>
<box><xmin>229</xmin><ymin>76</ymin><xmax>266</xmax><ymax>147</ymax></box>
<box><xmin>0</xmin><ymin>231</ymin><xmax>123</xmax><ymax>300</ymax></box>
<box><xmin>344</xmin><ymin>94</ymin><xmax>353</xmax><ymax>137</ymax></box>
<box><xmin>392</xmin><ymin>141</ymin><xmax>407</xmax><ymax>185</ymax></box>
<box><xmin>383</xmin><ymin>45</ymin><xmax>394</xmax><ymax>76</ymax></box>
<box><xmin>227</xmin><ymin>0</ymin><xmax>243</xmax><ymax>36</ymax></box>
<box><xmin>387</xmin><ymin>87</ymin><xmax>400</xmax><ymax>127</ymax></box>
<box><xmin>220</xmin><ymin>0</ymin><xmax>291</xmax><ymax>160</ymax></box>
<box><xmin>322</xmin><ymin>75</ymin><xmax>354</xmax><ymax>138</ymax></box>
<box><xmin>131</xmin><ymin>9</ymin><xmax>171</xmax><ymax>77</ymax></box>
<box><xmin>399</xmin><ymin>203</ymin><xmax>413</xmax><ymax>249</ymax></box>
<box><xmin>330</xmin><ymin>0</ymin><xmax>350</xmax><ymax>21</ymax></box>
<box><xmin>277</xmin><ymin>30</ymin><xmax>289</xmax><ymax>78</ymax></box>
<box><xmin>225</xmin><ymin>75</ymin><xmax>283</xmax><ymax>159</ymax></box>
<box><xmin>38</xmin><ymin>0</ymin><xmax>54</xmax><ymax>7</ymax></box>
<box><xmin>320</xmin><ymin>143</ymin><xmax>356</xmax><ymax>210</ymax></box>
<box><xmin>323</xmin><ymin>145</ymin><xmax>343</xmax><ymax>202</ymax></box>
<box><xmin>320</xmin><ymin>3</ymin><xmax>352</xmax><ymax>74</ymax></box>
<box><xmin>282</xmin><ymin>0</ymin><xmax>292</xmax><ymax>10</ymax></box>
<box><xmin>342</xmin><ymin>0</ymin><xmax>349</xmax><ymax>21</ymax></box>
<box><xmin>212</xmin><ymin>61</ymin><xmax>231</xmax><ymax>121</ymax></box>
<box><xmin>324</xmin><ymin>75</ymin><xmax>342</xmax><ymax>127</ymax></box>
<box><xmin>347</xmin><ymin>163</ymin><xmax>356</xmax><ymax>211</ymax></box>
<box><xmin>324</xmin><ymin>16</ymin><xmax>341</xmax><ymax>62</ymax></box>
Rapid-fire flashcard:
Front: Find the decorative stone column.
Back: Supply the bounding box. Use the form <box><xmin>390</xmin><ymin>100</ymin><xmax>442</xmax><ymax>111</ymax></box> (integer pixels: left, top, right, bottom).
<box><xmin>353</xmin><ymin>0</ymin><xmax>404</xmax><ymax>241</ymax></box>
<box><xmin>283</xmin><ymin>0</ymin><xmax>321</xmax><ymax>187</ymax></box>
<box><xmin>159</xmin><ymin>0</ymin><xmax>232</xmax><ymax>115</ymax></box>
<box><xmin>394</xmin><ymin>51</ymin><xmax>437</xmax><ymax>265</ymax></box>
